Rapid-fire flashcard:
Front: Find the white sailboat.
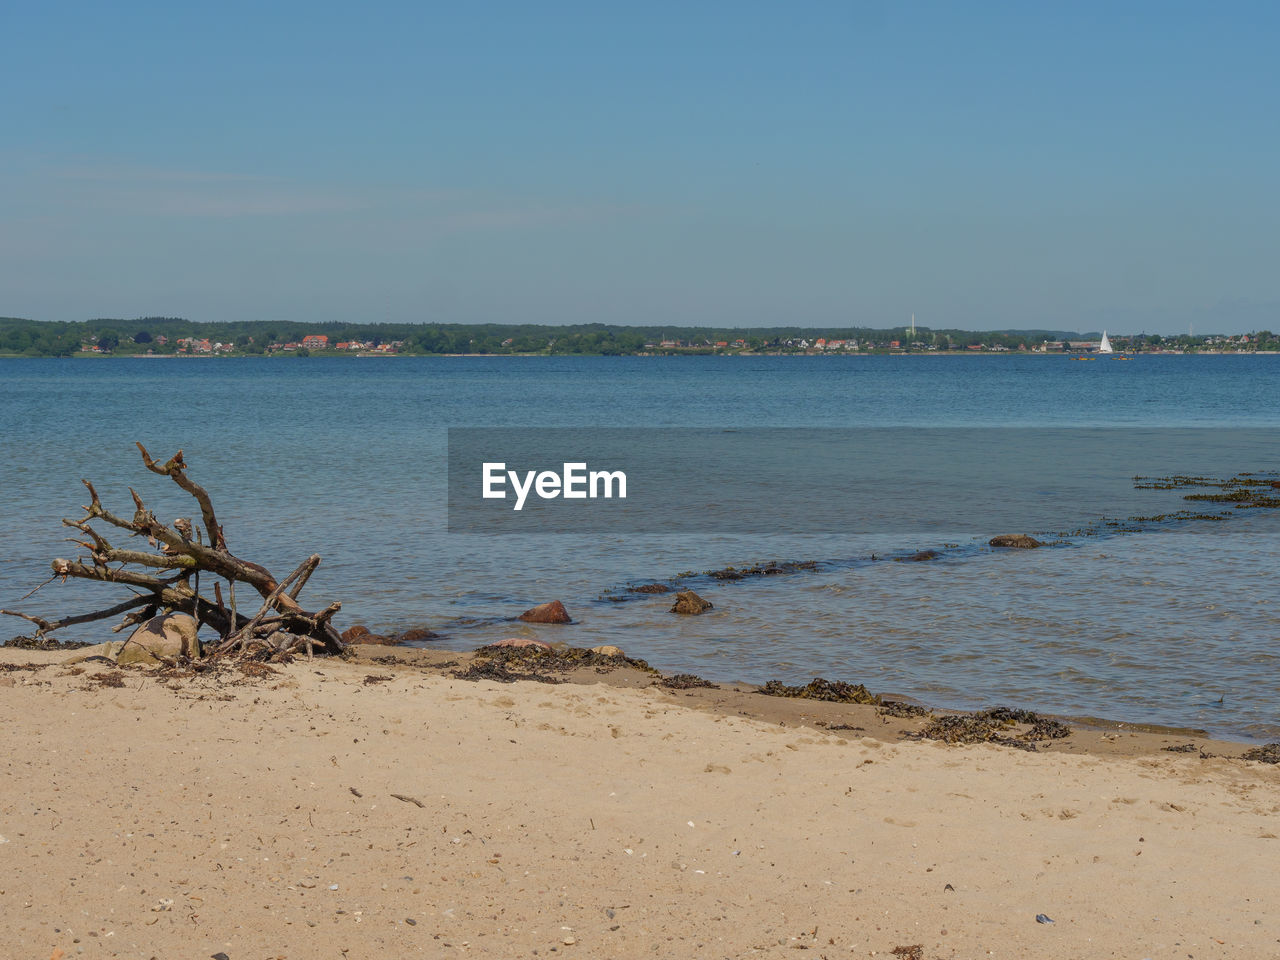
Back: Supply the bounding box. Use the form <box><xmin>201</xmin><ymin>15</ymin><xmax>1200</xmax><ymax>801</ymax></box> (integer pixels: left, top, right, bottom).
<box><xmin>1098</xmin><ymin>331</ymin><xmax>1114</xmax><ymax>354</ymax></box>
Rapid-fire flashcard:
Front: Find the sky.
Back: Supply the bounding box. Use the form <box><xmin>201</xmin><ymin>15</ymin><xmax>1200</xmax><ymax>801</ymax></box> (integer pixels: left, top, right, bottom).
<box><xmin>2</xmin><ymin>1</ymin><xmax>1278</xmax><ymax>333</ymax></box>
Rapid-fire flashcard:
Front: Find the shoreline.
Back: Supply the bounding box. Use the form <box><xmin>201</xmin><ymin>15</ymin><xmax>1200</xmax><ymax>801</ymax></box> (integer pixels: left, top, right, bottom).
<box><xmin>2</xmin><ymin>643</ymin><xmax>1276</xmax><ymax>959</ymax></box>
<box><xmin>3</xmin><ymin>350</ymin><xmax>1279</xmax><ymax>359</ymax></box>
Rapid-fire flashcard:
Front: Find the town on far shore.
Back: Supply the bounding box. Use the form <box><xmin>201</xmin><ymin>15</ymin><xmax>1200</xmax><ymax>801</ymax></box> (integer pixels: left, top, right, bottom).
<box><xmin>1</xmin><ymin>316</ymin><xmax>1277</xmax><ymax>358</ymax></box>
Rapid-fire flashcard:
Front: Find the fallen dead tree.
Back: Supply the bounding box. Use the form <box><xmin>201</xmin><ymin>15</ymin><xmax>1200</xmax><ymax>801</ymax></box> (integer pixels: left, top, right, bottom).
<box><xmin>1</xmin><ymin>443</ymin><xmax>345</xmax><ymax>658</ymax></box>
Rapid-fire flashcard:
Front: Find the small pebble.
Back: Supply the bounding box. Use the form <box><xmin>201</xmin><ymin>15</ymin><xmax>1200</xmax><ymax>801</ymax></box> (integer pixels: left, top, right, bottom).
<box><xmin>1035</xmin><ymin>914</ymin><xmax>1054</xmax><ymax>924</ymax></box>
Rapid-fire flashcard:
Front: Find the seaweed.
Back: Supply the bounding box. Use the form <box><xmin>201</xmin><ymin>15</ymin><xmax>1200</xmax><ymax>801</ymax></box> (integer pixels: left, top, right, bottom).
<box><xmin>657</xmin><ymin>673</ymin><xmax>718</xmax><ymax>690</ymax></box>
<box><xmin>237</xmin><ymin>661</ymin><xmax>279</xmax><ymax>679</ymax></box>
<box><xmin>1241</xmin><ymin>742</ymin><xmax>1280</xmax><ymax>764</ymax></box>
<box><xmin>0</xmin><ymin>661</ymin><xmax>46</xmax><ymax>673</ymax></box>
<box><xmin>705</xmin><ymin>559</ymin><xmax>821</xmax><ymax>581</ymax></box>
<box><xmin>4</xmin><ymin>635</ymin><xmax>93</xmax><ymax>650</ymax></box>
<box><xmin>759</xmin><ymin>677</ymin><xmax>880</xmax><ymax>705</ymax></box>
<box><xmin>451</xmin><ymin>659</ymin><xmax>561</xmax><ymax>684</ymax></box>
<box><xmin>1161</xmin><ymin>743</ymin><xmax>1199</xmax><ymax>753</ymax></box>
<box><xmin>878</xmin><ymin>700</ymin><xmax>930</xmax><ymax>719</ymax></box>
<box><xmin>910</xmin><ymin>707</ymin><xmax>1070</xmax><ymax>749</ymax></box>
<box><xmin>628</xmin><ymin>583</ymin><xmax>672</xmax><ymax>594</ymax></box>
<box><xmin>474</xmin><ymin>643</ymin><xmax>656</xmax><ymax>675</ymax></box>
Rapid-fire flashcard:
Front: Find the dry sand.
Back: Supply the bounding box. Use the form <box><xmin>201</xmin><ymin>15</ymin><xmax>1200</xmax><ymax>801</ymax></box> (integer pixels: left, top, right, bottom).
<box><xmin>1</xmin><ymin>646</ymin><xmax>1277</xmax><ymax>960</ymax></box>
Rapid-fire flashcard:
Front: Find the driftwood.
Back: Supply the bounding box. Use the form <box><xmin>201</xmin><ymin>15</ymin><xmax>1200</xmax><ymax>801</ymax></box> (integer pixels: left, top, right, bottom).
<box><xmin>1</xmin><ymin>443</ymin><xmax>345</xmax><ymax>658</ymax></box>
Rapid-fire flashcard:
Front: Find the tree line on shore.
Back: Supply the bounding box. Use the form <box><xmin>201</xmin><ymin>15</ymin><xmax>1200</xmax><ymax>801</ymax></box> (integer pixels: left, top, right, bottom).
<box><xmin>2</xmin><ymin>316</ymin><xmax>1277</xmax><ymax>357</ymax></box>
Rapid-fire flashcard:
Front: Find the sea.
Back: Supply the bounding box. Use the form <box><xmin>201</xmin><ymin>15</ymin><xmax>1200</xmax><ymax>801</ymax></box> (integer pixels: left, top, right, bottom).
<box><xmin>1</xmin><ymin>354</ymin><xmax>1277</xmax><ymax>740</ymax></box>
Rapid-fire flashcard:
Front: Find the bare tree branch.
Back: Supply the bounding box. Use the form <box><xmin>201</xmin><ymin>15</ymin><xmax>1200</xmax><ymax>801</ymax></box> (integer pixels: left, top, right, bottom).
<box><xmin>6</xmin><ymin>446</ymin><xmax>344</xmax><ymax>657</ymax></box>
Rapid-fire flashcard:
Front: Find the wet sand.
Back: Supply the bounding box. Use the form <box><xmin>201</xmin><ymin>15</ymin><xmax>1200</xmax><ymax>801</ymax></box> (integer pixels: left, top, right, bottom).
<box><xmin>1</xmin><ymin>645</ymin><xmax>1277</xmax><ymax>959</ymax></box>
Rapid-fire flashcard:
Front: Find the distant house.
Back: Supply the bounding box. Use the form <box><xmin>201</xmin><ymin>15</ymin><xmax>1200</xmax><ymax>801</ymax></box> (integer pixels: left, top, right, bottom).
<box><xmin>889</xmin><ymin>340</ymin><xmax>901</xmax><ymax>349</ymax></box>
<box><xmin>302</xmin><ymin>335</ymin><xmax>329</xmax><ymax>350</ymax></box>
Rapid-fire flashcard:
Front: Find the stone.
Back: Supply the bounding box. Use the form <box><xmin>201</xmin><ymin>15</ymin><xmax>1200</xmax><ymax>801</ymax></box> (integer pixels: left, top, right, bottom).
<box><xmin>117</xmin><ymin>614</ymin><xmax>201</xmax><ymax>665</ymax></box>
<box><xmin>589</xmin><ymin>645</ymin><xmax>624</xmax><ymax>657</ymax></box>
<box><xmin>63</xmin><ymin>640</ymin><xmax>124</xmax><ymax>665</ymax></box>
<box><xmin>490</xmin><ymin>637</ymin><xmax>553</xmax><ymax>650</ymax></box>
<box><xmin>902</xmin><ymin>550</ymin><xmax>939</xmax><ymax>562</ymax></box>
<box><xmin>517</xmin><ymin>600</ymin><xmax>572</xmax><ymax>624</ymax></box>
<box><xmin>341</xmin><ymin>624</ymin><xmax>393</xmax><ymax>645</ymax></box>
<box><xmin>392</xmin><ymin>627</ymin><xmax>439</xmax><ymax>644</ymax></box>
<box><xmin>670</xmin><ymin>590</ymin><xmax>713</xmax><ymax>615</ymax></box>
<box><xmin>988</xmin><ymin>534</ymin><xmax>1044</xmax><ymax>549</ymax></box>
<box><xmin>629</xmin><ymin>583</ymin><xmax>671</xmax><ymax>594</ymax></box>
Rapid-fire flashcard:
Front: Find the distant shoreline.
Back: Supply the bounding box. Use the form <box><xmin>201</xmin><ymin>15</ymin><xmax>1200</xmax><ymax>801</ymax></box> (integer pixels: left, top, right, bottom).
<box><xmin>2</xmin><ymin>350</ymin><xmax>1277</xmax><ymax>360</ymax></box>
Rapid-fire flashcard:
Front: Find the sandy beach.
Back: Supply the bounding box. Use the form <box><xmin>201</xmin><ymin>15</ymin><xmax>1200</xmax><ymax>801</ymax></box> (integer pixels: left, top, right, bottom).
<box><xmin>1</xmin><ymin>645</ymin><xmax>1276</xmax><ymax>960</ymax></box>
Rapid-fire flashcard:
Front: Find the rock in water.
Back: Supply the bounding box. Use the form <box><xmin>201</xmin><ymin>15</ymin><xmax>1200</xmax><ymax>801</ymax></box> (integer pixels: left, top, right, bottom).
<box><xmin>670</xmin><ymin>590</ymin><xmax>713</xmax><ymax>615</ymax></box>
<box><xmin>341</xmin><ymin>624</ymin><xmax>392</xmax><ymax>645</ymax></box>
<box><xmin>490</xmin><ymin>637</ymin><xmax>553</xmax><ymax>649</ymax></box>
<box><xmin>518</xmin><ymin>600</ymin><xmax>572</xmax><ymax>624</ymax></box>
<box><xmin>393</xmin><ymin>627</ymin><xmax>439</xmax><ymax>643</ymax></box>
<box><xmin>118</xmin><ymin>614</ymin><xmax>201</xmax><ymax>665</ymax></box>
<box><xmin>989</xmin><ymin>534</ymin><xmax>1044</xmax><ymax>549</ymax></box>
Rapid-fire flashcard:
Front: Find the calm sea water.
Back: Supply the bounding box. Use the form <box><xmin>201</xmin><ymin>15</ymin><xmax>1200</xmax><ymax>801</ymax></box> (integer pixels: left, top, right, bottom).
<box><xmin>1</xmin><ymin>355</ymin><xmax>1277</xmax><ymax>739</ymax></box>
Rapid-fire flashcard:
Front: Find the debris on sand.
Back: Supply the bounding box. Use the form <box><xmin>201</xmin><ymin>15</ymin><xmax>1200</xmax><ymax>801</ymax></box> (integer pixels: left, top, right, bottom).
<box><xmin>878</xmin><ymin>700</ymin><xmax>930</xmax><ymax>719</ymax></box>
<box><xmin>657</xmin><ymin>674</ymin><xmax>719</xmax><ymax>690</ymax></box>
<box><xmin>910</xmin><ymin>707</ymin><xmax>1071</xmax><ymax>749</ymax></box>
<box><xmin>759</xmin><ymin>677</ymin><xmax>880</xmax><ymax>705</ymax></box>
<box><xmin>451</xmin><ymin>642</ymin><xmax>656</xmax><ymax>684</ymax></box>
<box><xmin>1241</xmin><ymin>742</ymin><xmax>1280</xmax><ymax>764</ymax></box>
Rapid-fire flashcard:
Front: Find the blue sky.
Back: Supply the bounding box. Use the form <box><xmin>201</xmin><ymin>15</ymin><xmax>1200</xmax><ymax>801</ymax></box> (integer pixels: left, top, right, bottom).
<box><xmin>2</xmin><ymin>1</ymin><xmax>1277</xmax><ymax>333</ymax></box>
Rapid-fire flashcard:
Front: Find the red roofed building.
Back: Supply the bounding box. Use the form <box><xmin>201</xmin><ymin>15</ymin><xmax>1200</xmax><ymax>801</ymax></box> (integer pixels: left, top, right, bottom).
<box><xmin>302</xmin><ymin>335</ymin><xmax>329</xmax><ymax>350</ymax></box>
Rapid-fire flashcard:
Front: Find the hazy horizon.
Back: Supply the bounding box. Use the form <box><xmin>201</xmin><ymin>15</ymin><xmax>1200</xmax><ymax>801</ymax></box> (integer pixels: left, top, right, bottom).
<box><xmin>3</xmin><ymin>3</ymin><xmax>1277</xmax><ymax>335</ymax></box>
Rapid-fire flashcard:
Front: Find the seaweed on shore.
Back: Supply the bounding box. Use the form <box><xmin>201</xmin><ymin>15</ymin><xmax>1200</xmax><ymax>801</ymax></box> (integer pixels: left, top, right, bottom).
<box><xmin>1162</xmin><ymin>743</ymin><xmax>1199</xmax><ymax>753</ymax></box>
<box><xmin>1241</xmin><ymin>742</ymin><xmax>1280</xmax><ymax>764</ymax></box>
<box><xmin>909</xmin><ymin>706</ymin><xmax>1071</xmax><ymax>749</ymax></box>
<box><xmin>4</xmin><ymin>635</ymin><xmax>92</xmax><ymax>650</ymax></box>
<box><xmin>657</xmin><ymin>673</ymin><xmax>718</xmax><ymax>690</ymax></box>
<box><xmin>472</xmin><ymin>643</ymin><xmax>656</xmax><ymax>676</ymax></box>
<box><xmin>0</xmin><ymin>660</ymin><xmax>47</xmax><ymax>673</ymax></box>
<box><xmin>451</xmin><ymin>659</ymin><xmax>562</xmax><ymax>684</ymax></box>
<box><xmin>878</xmin><ymin>700</ymin><xmax>930</xmax><ymax>719</ymax></box>
<box><xmin>759</xmin><ymin>677</ymin><xmax>880</xmax><ymax>705</ymax></box>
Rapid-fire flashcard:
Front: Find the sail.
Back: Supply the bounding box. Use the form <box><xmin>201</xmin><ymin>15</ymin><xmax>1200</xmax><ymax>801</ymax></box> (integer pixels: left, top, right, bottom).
<box><xmin>1098</xmin><ymin>331</ymin><xmax>1113</xmax><ymax>354</ymax></box>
